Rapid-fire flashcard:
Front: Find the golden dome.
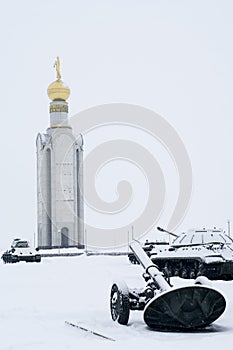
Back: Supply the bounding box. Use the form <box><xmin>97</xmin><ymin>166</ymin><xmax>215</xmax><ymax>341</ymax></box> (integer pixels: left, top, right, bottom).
<box><xmin>47</xmin><ymin>80</ymin><xmax>70</xmax><ymax>101</ymax></box>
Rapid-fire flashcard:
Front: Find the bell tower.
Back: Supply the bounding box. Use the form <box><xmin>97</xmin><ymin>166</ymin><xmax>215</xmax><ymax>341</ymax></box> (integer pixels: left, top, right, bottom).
<box><xmin>36</xmin><ymin>58</ymin><xmax>84</xmax><ymax>249</ymax></box>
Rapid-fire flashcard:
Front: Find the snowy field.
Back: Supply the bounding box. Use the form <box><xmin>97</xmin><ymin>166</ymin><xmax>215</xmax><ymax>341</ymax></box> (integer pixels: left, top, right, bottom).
<box><xmin>0</xmin><ymin>255</ymin><xmax>233</xmax><ymax>350</ymax></box>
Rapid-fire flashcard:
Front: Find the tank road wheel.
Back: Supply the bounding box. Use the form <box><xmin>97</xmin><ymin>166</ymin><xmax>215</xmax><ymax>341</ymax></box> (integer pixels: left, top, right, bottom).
<box><xmin>35</xmin><ymin>255</ymin><xmax>41</xmax><ymax>263</ymax></box>
<box><xmin>110</xmin><ymin>281</ymin><xmax>130</xmax><ymax>325</ymax></box>
<box><xmin>11</xmin><ymin>255</ymin><xmax>19</xmax><ymax>263</ymax></box>
<box><xmin>180</xmin><ymin>268</ymin><xmax>188</xmax><ymax>279</ymax></box>
<box><xmin>189</xmin><ymin>269</ymin><xmax>196</xmax><ymax>279</ymax></box>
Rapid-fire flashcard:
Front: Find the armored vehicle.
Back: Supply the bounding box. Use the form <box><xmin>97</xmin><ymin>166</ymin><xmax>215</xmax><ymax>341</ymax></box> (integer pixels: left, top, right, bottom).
<box><xmin>2</xmin><ymin>238</ymin><xmax>41</xmax><ymax>264</ymax></box>
<box><xmin>149</xmin><ymin>227</ymin><xmax>233</xmax><ymax>280</ymax></box>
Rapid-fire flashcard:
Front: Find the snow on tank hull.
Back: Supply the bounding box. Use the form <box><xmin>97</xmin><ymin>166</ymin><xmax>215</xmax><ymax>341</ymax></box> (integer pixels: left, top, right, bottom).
<box><xmin>2</xmin><ymin>252</ymin><xmax>41</xmax><ymax>264</ymax></box>
<box><xmin>150</xmin><ymin>255</ymin><xmax>233</xmax><ymax>280</ymax></box>
<box><xmin>129</xmin><ymin>228</ymin><xmax>233</xmax><ymax>280</ymax></box>
<box><xmin>1</xmin><ymin>239</ymin><xmax>41</xmax><ymax>264</ymax></box>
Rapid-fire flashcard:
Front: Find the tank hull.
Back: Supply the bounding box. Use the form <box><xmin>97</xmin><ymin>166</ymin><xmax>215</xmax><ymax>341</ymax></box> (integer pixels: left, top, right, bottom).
<box><xmin>151</xmin><ymin>256</ymin><xmax>233</xmax><ymax>280</ymax></box>
<box><xmin>2</xmin><ymin>252</ymin><xmax>41</xmax><ymax>263</ymax></box>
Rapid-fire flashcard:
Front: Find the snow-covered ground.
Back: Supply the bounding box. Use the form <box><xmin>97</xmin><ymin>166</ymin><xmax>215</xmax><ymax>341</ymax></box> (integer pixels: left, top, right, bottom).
<box><xmin>0</xmin><ymin>255</ymin><xmax>233</xmax><ymax>350</ymax></box>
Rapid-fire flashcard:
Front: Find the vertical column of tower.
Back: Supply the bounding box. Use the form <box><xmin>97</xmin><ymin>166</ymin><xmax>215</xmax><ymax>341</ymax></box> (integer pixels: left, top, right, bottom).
<box><xmin>77</xmin><ymin>140</ymin><xmax>85</xmax><ymax>248</ymax></box>
<box><xmin>73</xmin><ymin>141</ymin><xmax>84</xmax><ymax>248</ymax></box>
<box><xmin>45</xmin><ymin>147</ymin><xmax>52</xmax><ymax>246</ymax></box>
<box><xmin>36</xmin><ymin>134</ymin><xmax>52</xmax><ymax>248</ymax></box>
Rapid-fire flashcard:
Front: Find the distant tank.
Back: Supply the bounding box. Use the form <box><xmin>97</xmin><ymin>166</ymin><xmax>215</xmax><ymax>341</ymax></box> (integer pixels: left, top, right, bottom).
<box><xmin>1</xmin><ymin>238</ymin><xmax>41</xmax><ymax>264</ymax></box>
<box><xmin>149</xmin><ymin>227</ymin><xmax>233</xmax><ymax>280</ymax></box>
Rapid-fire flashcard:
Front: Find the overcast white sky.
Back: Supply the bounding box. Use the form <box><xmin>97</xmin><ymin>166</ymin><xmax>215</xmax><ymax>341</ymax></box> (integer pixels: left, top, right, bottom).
<box><xmin>0</xmin><ymin>0</ymin><xmax>232</xmax><ymax>248</ymax></box>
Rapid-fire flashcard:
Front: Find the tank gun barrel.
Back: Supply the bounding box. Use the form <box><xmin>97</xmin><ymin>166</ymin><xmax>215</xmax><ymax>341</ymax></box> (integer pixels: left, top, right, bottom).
<box><xmin>157</xmin><ymin>226</ymin><xmax>178</xmax><ymax>238</ymax></box>
<box><xmin>130</xmin><ymin>240</ymin><xmax>170</xmax><ymax>292</ymax></box>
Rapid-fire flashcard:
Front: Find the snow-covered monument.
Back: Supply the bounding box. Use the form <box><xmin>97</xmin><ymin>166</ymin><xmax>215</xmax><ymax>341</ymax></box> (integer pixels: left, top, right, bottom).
<box><xmin>36</xmin><ymin>58</ymin><xmax>84</xmax><ymax>249</ymax></box>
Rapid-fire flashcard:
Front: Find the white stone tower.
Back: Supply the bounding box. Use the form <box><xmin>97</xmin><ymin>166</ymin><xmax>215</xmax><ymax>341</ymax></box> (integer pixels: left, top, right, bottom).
<box><xmin>36</xmin><ymin>58</ymin><xmax>84</xmax><ymax>249</ymax></box>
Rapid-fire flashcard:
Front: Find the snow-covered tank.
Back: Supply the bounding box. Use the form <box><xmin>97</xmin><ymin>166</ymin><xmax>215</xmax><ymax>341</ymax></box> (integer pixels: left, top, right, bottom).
<box><xmin>149</xmin><ymin>227</ymin><xmax>233</xmax><ymax>280</ymax></box>
<box><xmin>1</xmin><ymin>238</ymin><xmax>41</xmax><ymax>264</ymax></box>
